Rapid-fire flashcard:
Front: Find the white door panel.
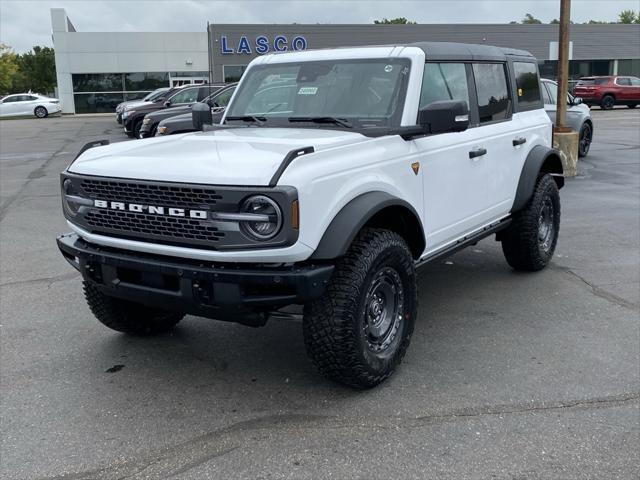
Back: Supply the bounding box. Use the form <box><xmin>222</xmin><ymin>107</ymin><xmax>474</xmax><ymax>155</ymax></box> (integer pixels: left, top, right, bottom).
<box><xmin>413</xmin><ymin>127</ymin><xmax>491</xmax><ymax>251</ymax></box>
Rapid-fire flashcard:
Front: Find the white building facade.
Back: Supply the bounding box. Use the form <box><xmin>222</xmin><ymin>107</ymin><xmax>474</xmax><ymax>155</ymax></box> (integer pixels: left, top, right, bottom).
<box><xmin>52</xmin><ymin>8</ymin><xmax>209</xmax><ymax>114</ymax></box>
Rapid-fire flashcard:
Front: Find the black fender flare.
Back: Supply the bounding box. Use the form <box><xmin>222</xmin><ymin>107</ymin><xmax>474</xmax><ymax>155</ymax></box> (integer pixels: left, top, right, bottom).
<box><xmin>511</xmin><ymin>145</ymin><xmax>564</xmax><ymax>213</ymax></box>
<box><xmin>310</xmin><ymin>191</ymin><xmax>425</xmax><ymax>260</ymax></box>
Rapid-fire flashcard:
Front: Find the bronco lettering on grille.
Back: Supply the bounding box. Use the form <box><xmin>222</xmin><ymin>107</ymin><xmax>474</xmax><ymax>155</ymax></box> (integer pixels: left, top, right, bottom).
<box><xmin>93</xmin><ymin>199</ymin><xmax>208</xmax><ymax>219</ymax></box>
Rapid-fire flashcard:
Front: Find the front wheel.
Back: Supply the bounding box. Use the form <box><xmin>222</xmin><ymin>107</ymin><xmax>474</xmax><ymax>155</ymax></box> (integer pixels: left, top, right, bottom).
<box><xmin>34</xmin><ymin>106</ymin><xmax>48</xmax><ymax>118</ymax></box>
<box><xmin>303</xmin><ymin>228</ymin><xmax>417</xmax><ymax>389</ymax></box>
<box><xmin>501</xmin><ymin>174</ymin><xmax>561</xmax><ymax>272</ymax></box>
<box><xmin>628</xmin><ymin>104</ymin><xmax>637</xmax><ymax>109</ymax></box>
<box><xmin>578</xmin><ymin>122</ymin><xmax>592</xmax><ymax>157</ymax></box>
<box><xmin>83</xmin><ymin>282</ymin><xmax>184</xmax><ymax>335</ymax></box>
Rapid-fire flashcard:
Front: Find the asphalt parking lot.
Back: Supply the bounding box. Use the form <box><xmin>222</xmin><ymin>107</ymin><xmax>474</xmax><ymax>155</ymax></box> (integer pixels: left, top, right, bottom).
<box><xmin>0</xmin><ymin>110</ymin><xmax>638</xmax><ymax>480</ymax></box>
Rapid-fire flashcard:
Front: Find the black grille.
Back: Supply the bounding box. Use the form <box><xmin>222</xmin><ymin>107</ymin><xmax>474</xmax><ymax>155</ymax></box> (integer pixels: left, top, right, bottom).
<box><xmin>85</xmin><ymin>209</ymin><xmax>225</xmax><ymax>242</ymax></box>
<box><xmin>80</xmin><ymin>179</ymin><xmax>223</xmax><ymax>208</ymax></box>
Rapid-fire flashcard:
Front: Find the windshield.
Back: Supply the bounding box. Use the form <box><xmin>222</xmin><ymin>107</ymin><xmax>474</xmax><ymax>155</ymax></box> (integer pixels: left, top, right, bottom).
<box><xmin>226</xmin><ymin>58</ymin><xmax>410</xmax><ymax>129</ymax></box>
<box><xmin>146</xmin><ymin>88</ymin><xmax>168</xmax><ymax>101</ymax></box>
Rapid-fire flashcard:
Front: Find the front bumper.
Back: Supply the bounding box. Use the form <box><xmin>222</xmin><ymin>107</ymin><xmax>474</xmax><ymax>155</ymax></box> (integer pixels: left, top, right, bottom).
<box><xmin>138</xmin><ymin>122</ymin><xmax>152</xmax><ymax>138</ymax></box>
<box><xmin>57</xmin><ymin>233</ymin><xmax>334</xmax><ymax>320</ymax></box>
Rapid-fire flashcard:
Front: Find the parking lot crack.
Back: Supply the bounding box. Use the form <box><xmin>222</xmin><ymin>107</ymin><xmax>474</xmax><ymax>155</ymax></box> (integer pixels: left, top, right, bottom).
<box><xmin>553</xmin><ymin>265</ymin><xmax>639</xmax><ymax>311</ymax></box>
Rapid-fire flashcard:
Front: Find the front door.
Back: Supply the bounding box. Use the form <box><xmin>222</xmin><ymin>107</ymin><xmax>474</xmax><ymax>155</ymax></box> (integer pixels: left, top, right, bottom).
<box><xmin>412</xmin><ymin>62</ymin><xmax>492</xmax><ymax>252</ymax></box>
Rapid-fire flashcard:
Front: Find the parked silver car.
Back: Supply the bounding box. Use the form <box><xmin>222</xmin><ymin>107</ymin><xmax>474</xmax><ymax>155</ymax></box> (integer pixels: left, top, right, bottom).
<box><xmin>541</xmin><ymin>78</ymin><xmax>593</xmax><ymax>157</ymax></box>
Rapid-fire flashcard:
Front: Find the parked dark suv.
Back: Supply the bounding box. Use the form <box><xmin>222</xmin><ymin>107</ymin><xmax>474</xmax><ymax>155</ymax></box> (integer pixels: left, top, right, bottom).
<box><xmin>155</xmin><ymin>84</ymin><xmax>237</xmax><ymax>136</ymax></box>
<box><xmin>122</xmin><ymin>85</ymin><xmax>214</xmax><ymax>138</ymax></box>
<box><xmin>573</xmin><ymin>76</ymin><xmax>640</xmax><ymax>110</ymax></box>
<box><xmin>138</xmin><ymin>84</ymin><xmax>229</xmax><ymax>138</ymax></box>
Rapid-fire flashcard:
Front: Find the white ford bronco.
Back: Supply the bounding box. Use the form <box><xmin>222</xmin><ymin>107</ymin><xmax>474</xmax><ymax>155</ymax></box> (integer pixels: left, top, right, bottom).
<box><xmin>57</xmin><ymin>43</ymin><xmax>563</xmax><ymax>388</ymax></box>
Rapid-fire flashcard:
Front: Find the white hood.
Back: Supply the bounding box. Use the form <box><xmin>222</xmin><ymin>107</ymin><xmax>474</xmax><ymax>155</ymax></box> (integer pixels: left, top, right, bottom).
<box><xmin>69</xmin><ymin>127</ymin><xmax>370</xmax><ymax>186</ymax></box>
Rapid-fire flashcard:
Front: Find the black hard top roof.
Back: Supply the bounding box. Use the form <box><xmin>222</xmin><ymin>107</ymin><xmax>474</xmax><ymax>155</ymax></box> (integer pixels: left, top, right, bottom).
<box><xmin>406</xmin><ymin>42</ymin><xmax>535</xmax><ymax>61</ymax></box>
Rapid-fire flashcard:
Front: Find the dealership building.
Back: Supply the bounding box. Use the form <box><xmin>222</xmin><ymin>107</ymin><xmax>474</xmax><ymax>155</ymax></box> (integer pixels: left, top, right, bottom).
<box><xmin>51</xmin><ymin>8</ymin><xmax>640</xmax><ymax>114</ymax></box>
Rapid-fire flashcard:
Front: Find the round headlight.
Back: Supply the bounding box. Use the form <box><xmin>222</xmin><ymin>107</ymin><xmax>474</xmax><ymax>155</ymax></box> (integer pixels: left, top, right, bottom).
<box><xmin>240</xmin><ymin>195</ymin><xmax>282</xmax><ymax>240</ymax></box>
<box><xmin>62</xmin><ymin>179</ymin><xmax>79</xmax><ymax>216</ymax></box>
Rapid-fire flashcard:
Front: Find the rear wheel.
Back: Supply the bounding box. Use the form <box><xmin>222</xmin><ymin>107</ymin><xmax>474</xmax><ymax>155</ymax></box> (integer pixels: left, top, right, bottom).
<box><xmin>600</xmin><ymin>95</ymin><xmax>615</xmax><ymax>110</ymax></box>
<box><xmin>628</xmin><ymin>104</ymin><xmax>637</xmax><ymax>109</ymax></box>
<box><xmin>501</xmin><ymin>174</ymin><xmax>560</xmax><ymax>272</ymax></box>
<box><xmin>83</xmin><ymin>282</ymin><xmax>184</xmax><ymax>335</ymax></box>
<box><xmin>303</xmin><ymin>228</ymin><xmax>417</xmax><ymax>389</ymax></box>
<box><xmin>578</xmin><ymin>122</ymin><xmax>592</xmax><ymax>157</ymax></box>
<box><xmin>34</xmin><ymin>106</ymin><xmax>48</xmax><ymax>118</ymax></box>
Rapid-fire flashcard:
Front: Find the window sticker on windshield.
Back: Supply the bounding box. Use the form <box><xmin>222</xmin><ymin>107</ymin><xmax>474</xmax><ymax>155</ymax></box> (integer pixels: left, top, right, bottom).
<box><xmin>384</xmin><ymin>65</ymin><xmax>394</xmax><ymax>73</ymax></box>
<box><xmin>298</xmin><ymin>87</ymin><xmax>318</xmax><ymax>95</ymax></box>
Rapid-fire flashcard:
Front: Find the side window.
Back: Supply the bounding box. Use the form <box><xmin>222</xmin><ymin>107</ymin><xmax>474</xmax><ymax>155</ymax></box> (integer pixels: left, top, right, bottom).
<box><xmin>213</xmin><ymin>87</ymin><xmax>235</xmax><ymax>108</ymax></box>
<box><xmin>546</xmin><ymin>82</ymin><xmax>558</xmax><ymax>105</ymax></box>
<box><xmin>616</xmin><ymin>77</ymin><xmax>631</xmax><ymax>86</ymax></box>
<box><xmin>169</xmin><ymin>88</ymin><xmax>199</xmax><ymax>104</ymax></box>
<box><xmin>630</xmin><ymin>77</ymin><xmax>640</xmax><ymax>86</ymax></box>
<box><xmin>513</xmin><ymin>62</ymin><xmax>542</xmax><ymax>111</ymax></box>
<box><xmin>472</xmin><ymin>63</ymin><xmax>511</xmax><ymax>123</ymax></box>
<box><xmin>27</xmin><ymin>95</ymin><xmax>38</xmax><ymax>101</ymax></box>
<box><xmin>2</xmin><ymin>96</ymin><xmax>18</xmax><ymax>103</ymax></box>
<box><xmin>419</xmin><ymin>63</ymin><xmax>469</xmax><ymax>110</ymax></box>
<box><xmin>541</xmin><ymin>83</ymin><xmax>553</xmax><ymax>104</ymax></box>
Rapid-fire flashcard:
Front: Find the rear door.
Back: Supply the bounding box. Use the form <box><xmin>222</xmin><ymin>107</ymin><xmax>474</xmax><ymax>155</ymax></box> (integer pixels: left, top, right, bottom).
<box><xmin>472</xmin><ymin>62</ymin><xmax>524</xmax><ymax>221</ymax></box>
<box><xmin>615</xmin><ymin>77</ymin><xmax>632</xmax><ymax>101</ymax></box>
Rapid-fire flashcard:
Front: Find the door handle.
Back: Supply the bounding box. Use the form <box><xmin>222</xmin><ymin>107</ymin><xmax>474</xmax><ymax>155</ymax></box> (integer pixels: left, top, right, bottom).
<box><xmin>469</xmin><ymin>148</ymin><xmax>487</xmax><ymax>159</ymax></box>
<box><xmin>512</xmin><ymin>137</ymin><xmax>527</xmax><ymax>146</ymax></box>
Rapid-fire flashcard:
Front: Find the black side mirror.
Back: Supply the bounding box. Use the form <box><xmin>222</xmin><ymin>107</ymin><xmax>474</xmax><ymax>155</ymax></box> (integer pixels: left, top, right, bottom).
<box><xmin>164</xmin><ymin>100</ymin><xmax>171</xmax><ymax>107</ymax></box>
<box><xmin>418</xmin><ymin>100</ymin><xmax>469</xmax><ymax>134</ymax></box>
<box><xmin>192</xmin><ymin>102</ymin><xmax>213</xmax><ymax>131</ymax></box>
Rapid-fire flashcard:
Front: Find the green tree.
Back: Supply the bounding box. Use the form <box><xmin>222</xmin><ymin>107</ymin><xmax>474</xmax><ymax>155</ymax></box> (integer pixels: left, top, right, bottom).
<box><xmin>374</xmin><ymin>17</ymin><xmax>417</xmax><ymax>24</ymax></box>
<box><xmin>618</xmin><ymin>9</ymin><xmax>638</xmax><ymax>23</ymax></box>
<box><xmin>0</xmin><ymin>44</ymin><xmax>19</xmax><ymax>94</ymax></box>
<box><xmin>549</xmin><ymin>18</ymin><xmax>560</xmax><ymax>24</ymax></box>
<box><xmin>521</xmin><ymin>13</ymin><xmax>542</xmax><ymax>24</ymax></box>
<box><xmin>12</xmin><ymin>46</ymin><xmax>56</xmax><ymax>94</ymax></box>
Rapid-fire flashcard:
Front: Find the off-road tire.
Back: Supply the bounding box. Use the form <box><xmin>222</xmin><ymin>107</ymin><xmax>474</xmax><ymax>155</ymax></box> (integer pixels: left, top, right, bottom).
<box><xmin>600</xmin><ymin>94</ymin><xmax>615</xmax><ymax>110</ymax></box>
<box><xmin>303</xmin><ymin>228</ymin><xmax>417</xmax><ymax>389</ymax></box>
<box><xmin>83</xmin><ymin>282</ymin><xmax>184</xmax><ymax>335</ymax></box>
<box><xmin>501</xmin><ymin>174</ymin><xmax>560</xmax><ymax>272</ymax></box>
<box><xmin>34</xmin><ymin>106</ymin><xmax>48</xmax><ymax>118</ymax></box>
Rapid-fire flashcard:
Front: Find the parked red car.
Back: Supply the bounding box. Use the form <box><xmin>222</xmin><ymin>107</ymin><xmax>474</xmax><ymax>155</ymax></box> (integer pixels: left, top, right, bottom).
<box><xmin>573</xmin><ymin>76</ymin><xmax>640</xmax><ymax>110</ymax></box>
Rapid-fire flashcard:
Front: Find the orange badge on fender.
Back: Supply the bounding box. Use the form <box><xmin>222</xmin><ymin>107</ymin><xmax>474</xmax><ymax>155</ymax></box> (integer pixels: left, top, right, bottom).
<box><xmin>411</xmin><ymin>162</ymin><xmax>420</xmax><ymax>175</ymax></box>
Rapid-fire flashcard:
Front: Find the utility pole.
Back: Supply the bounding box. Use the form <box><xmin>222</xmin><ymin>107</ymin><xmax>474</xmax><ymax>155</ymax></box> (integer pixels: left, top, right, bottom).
<box><xmin>552</xmin><ymin>0</ymin><xmax>579</xmax><ymax>176</ymax></box>
<box><xmin>555</xmin><ymin>0</ymin><xmax>571</xmax><ymax>132</ymax></box>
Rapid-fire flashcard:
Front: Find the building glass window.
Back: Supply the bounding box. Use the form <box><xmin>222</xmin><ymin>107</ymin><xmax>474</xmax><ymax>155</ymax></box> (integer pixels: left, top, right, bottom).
<box><xmin>223</xmin><ymin>65</ymin><xmax>247</xmax><ymax>82</ymax></box>
<box><xmin>419</xmin><ymin>63</ymin><xmax>469</xmax><ymax>110</ymax></box>
<box><xmin>125</xmin><ymin>72</ymin><xmax>169</xmax><ymax>90</ymax></box>
<box><xmin>513</xmin><ymin>62</ymin><xmax>542</xmax><ymax>112</ymax></box>
<box><xmin>72</xmin><ymin>73</ymin><xmax>124</xmax><ymax>92</ymax></box>
<box><xmin>73</xmin><ymin>93</ymin><xmax>125</xmax><ymax>113</ymax></box>
<box><xmin>472</xmin><ymin>63</ymin><xmax>511</xmax><ymax>123</ymax></box>
<box><xmin>617</xmin><ymin>59</ymin><xmax>640</xmax><ymax>77</ymax></box>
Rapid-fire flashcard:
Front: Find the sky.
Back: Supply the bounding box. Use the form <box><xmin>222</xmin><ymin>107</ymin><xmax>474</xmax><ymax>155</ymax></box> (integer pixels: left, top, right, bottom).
<box><xmin>1</xmin><ymin>0</ymin><xmax>639</xmax><ymax>52</ymax></box>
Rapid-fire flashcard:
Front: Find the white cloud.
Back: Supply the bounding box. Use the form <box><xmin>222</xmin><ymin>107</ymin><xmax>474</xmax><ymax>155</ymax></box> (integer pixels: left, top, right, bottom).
<box><xmin>1</xmin><ymin>0</ymin><xmax>638</xmax><ymax>52</ymax></box>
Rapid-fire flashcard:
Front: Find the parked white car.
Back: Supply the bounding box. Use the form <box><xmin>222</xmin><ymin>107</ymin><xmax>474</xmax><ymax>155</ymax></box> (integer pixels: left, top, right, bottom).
<box><xmin>0</xmin><ymin>93</ymin><xmax>62</xmax><ymax>118</ymax></box>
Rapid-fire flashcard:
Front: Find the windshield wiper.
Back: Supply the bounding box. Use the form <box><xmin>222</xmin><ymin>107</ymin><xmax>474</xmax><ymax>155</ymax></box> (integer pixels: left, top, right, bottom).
<box><xmin>288</xmin><ymin>116</ymin><xmax>353</xmax><ymax>128</ymax></box>
<box><xmin>225</xmin><ymin>115</ymin><xmax>266</xmax><ymax>125</ymax></box>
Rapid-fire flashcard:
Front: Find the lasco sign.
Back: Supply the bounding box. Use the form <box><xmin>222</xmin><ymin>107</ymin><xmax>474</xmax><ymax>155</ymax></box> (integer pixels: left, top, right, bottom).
<box><xmin>220</xmin><ymin>35</ymin><xmax>307</xmax><ymax>54</ymax></box>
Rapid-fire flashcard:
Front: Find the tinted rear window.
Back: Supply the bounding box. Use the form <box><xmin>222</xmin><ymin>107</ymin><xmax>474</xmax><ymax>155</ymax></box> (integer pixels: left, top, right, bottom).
<box><xmin>513</xmin><ymin>62</ymin><xmax>542</xmax><ymax>112</ymax></box>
